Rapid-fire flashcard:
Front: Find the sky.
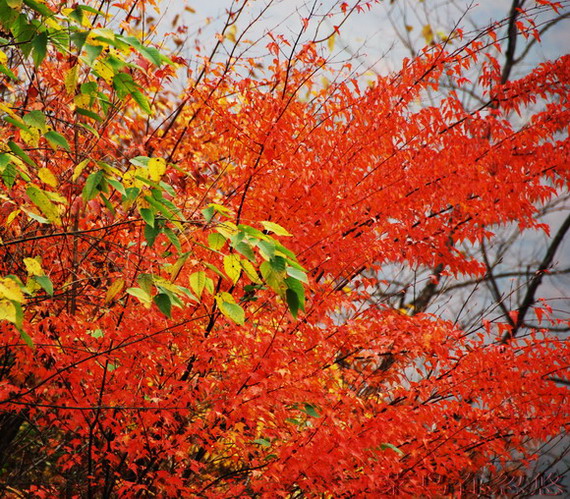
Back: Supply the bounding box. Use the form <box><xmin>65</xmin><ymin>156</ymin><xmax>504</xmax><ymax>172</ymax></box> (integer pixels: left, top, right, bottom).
<box><xmin>155</xmin><ymin>0</ymin><xmax>570</xmax><ymax>75</ymax></box>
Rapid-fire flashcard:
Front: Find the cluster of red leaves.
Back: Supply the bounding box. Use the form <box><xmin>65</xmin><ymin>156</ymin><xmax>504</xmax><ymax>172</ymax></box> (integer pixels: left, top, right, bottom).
<box><xmin>0</xmin><ymin>0</ymin><xmax>568</xmax><ymax>496</ymax></box>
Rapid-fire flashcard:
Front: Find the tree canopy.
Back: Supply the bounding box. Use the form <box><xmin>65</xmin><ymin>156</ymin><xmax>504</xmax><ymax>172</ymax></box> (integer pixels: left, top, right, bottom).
<box><xmin>0</xmin><ymin>0</ymin><xmax>568</xmax><ymax>496</ymax></box>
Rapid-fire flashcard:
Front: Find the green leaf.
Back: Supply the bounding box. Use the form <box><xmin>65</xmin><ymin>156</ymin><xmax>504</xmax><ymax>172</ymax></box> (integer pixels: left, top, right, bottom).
<box><xmin>3</xmin><ymin>116</ymin><xmax>29</xmax><ymax>132</ymax></box>
<box><xmin>22</xmin><ymin>0</ymin><xmax>52</xmax><ymax>17</ymax></box>
<box><xmin>19</xmin><ymin>325</ymin><xmax>34</xmax><ymax>348</ymax></box>
<box><xmin>8</xmin><ymin>141</ymin><xmax>36</xmax><ymax>167</ymax></box>
<box><xmin>202</xmin><ymin>205</ymin><xmax>214</xmax><ymax>223</ymax></box>
<box><xmin>139</xmin><ymin>207</ymin><xmax>154</xmax><ymax>227</ymax></box>
<box><xmin>137</xmin><ymin>274</ymin><xmax>153</xmax><ymax>295</ymax></box>
<box><xmin>33</xmin><ymin>275</ymin><xmax>53</xmax><ymax>296</ymax></box>
<box><xmin>286</xmin><ymin>266</ymin><xmax>308</xmax><ymax>283</ymax></box>
<box><xmin>285</xmin><ymin>277</ymin><xmax>305</xmax><ymax>312</ymax></box>
<box><xmin>163</xmin><ymin>227</ymin><xmax>181</xmax><ymax>252</ymax></box>
<box><xmin>0</xmin><ymin>63</ymin><xmax>17</xmax><ymax>81</ymax></box>
<box><xmin>89</xmin><ymin>328</ymin><xmax>104</xmax><ymax>338</ymax></box>
<box><xmin>260</xmin><ymin>261</ymin><xmax>286</xmax><ymax>297</ymax></box>
<box><xmin>106</xmin><ymin>178</ymin><xmax>125</xmax><ymax>195</ymax></box>
<box><xmin>6</xmin><ymin>0</ymin><xmax>22</xmax><ymax>11</ymax></box>
<box><xmin>12</xmin><ymin>301</ymin><xmax>23</xmax><ymax>328</ymax></box>
<box><xmin>144</xmin><ymin>223</ymin><xmax>161</xmax><ymax>247</ymax></box>
<box><xmin>31</xmin><ymin>30</ymin><xmax>47</xmax><ymax>67</ymax></box>
<box><xmin>75</xmin><ymin>107</ymin><xmax>103</xmax><ymax>122</ymax></box>
<box><xmin>286</xmin><ymin>288</ymin><xmax>299</xmax><ymax>319</ymax></box>
<box><xmin>80</xmin><ymin>81</ymin><xmax>98</xmax><ymax>95</ymax></box>
<box><xmin>256</xmin><ymin>240</ymin><xmax>275</xmax><ymax>260</ymax></box>
<box><xmin>122</xmin><ymin>186</ymin><xmax>140</xmax><ymax>205</ymax></box>
<box><xmin>49</xmin><ymin>27</ymin><xmax>69</xmax><ymax>51</ymax></box>
<box><xmin>82</xmin><ymin>170</ymin><xmax>104</xmax><ymax>201</ymax></box>
<box><xmin>11</xmin><ymin>14</ymin><xmax>34</xmax><ymax>52</ymax></box>
<box><xmin>274</xmin><ymin>242</ymin><xmax>301</xmax><ymax>265</ymax></box>
<box><xmin>270</xmin><ymin>256</ymin><xmax>286</xmax><ymax>273</ymax></box>
<box><xmin>118</xmin><ymin>36</ymin><xmax>166</xmax><ymax>66</ymax></box>
<box><xmin>144</xmin><ymin>194</ymin><xmax>181</xmax><ymax>227</ymax></box>
<box><xmin>78</xmin><ymin>122</ymin><xmax>99</xmax><ymax>137</ymax></box>
<box><xmin>0</xmin><ymin>1</ymin><xmax>19</xmax><ymax>28</ymax></box>
<box><xmin>139</xmin><ymin>46</ymin><xmax>164</xmax><ymax>66</ymax></box>
<box><xmin>1</xmin><ymin>161</ymin><xmax>17</xmax><ymax>188</ymax></box>
<box><xmin>204</xmin><ymin>276</ymin><xmax>214</xmax><ymax>294</ymax></box>
<box><xmin>189</xmin><ymin>271</ymin><xmax>206</xmax><ymax>298</ymax></box>
<box><xmin>219</xmin><ymin>301</ymin><xmax>245</xmax><ymax>325</ymax></box>
<box><xmin>22</xmin><ymin>208</ymin><xmax>49</xmax><ymax>224</ymax></box>
<box><xmin>208</xmin><ymin>232</ymin><xmax>226</xmax><ymax>251</ymax></box>
<box><xmin>83</xmin><ymin>43</ymin><xmax>102</xmax><ymax>65</ymax></box>
<box><xmin>26</xmin><ymin>185</ymin><xmax>61</xmax><ymax>225</ymax></box>
<box><xmin>70</xmin><ymin>31</ymin><xmax>88</xmax><ymax>51</ymax></box>
<box><xmin>44</xmin><ymin>130</ymin><xmax>71</xmax><ymax>152</ymax></box>
<box><xmin>100</xmin><ymin>194</ymin><xmax>114</xmax><ymax>214</ymax></box>
<box><xmin>302</xmin><ymin>403</ymin><xmax>320</xmax><ymax>418</ymax></box>
<box><xmin>77</xmin><ymin>4</ymin><xmax>105</xmax><ymax>16</ymax></box>
<box><xmin>23</xmin><ymin>110</ymin><xmax>46</xmax><ymax>132</ymax></box>
<box><xmin>261</xmin><ymin>220</ymin><xmax>292</xmax><ymax>236</ymax></box>
<box><xmin>168</xmin><ymin>252</ymin><xmax>190</xmax><ymax>281</ymax></box>
<box><xmin>379</xmin><ymin>443</ymin><xmax>405</xmax><ymax>456</ymax></box>
<box><xmin>154</xmin><ymin>293</ymin><xmax>172</xmax><ymax>318</ymax></box>
<box><xmin>204</xmin><ymin>262</ymin><xmax>226</xmax><ymax>280</ymax></box>
<box><xmin>233</xmin><ymin>241</ymin><xmax>255</xmax><ymax>261</ymax></box>
<box><xmin>253</xmin><ymin>438</ymin><xmax>271</xmax><ymax>447</ymax></box>
<box><xmin>126</xmin><ymin>287</ymin><xmax>152</xmax><ymax>305</ymax></box>
<box><xmin>112</xmin><ymin>72</ymin><xmax>137</xmax><ymax>98</ymax></box>
<box><xmin>130</xmin><ymin>89</ymin><xmax>151</xmax><ymax>114</ymax></box>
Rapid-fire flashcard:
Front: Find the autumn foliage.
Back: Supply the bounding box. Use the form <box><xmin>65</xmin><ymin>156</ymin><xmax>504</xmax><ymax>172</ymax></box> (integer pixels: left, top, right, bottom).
<box><xmin>0</xmin><ymin>0</ymin><xmax>569</xmax><ymax>496</ymax></box>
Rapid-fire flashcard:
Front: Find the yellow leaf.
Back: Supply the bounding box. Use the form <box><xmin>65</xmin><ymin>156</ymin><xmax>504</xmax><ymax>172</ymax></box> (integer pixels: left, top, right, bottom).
<box><xmin>216</xmin><ymin>221</ymin><xmax>238</xmax><ymax>239</ymax></box>
<box><xmin>215</xmin><ymin>291</ymin><xmax>236</xmax><ymax>305</ymax></box>
<box><xmin>225</xmin><ymin>24</ymin><xmax>237</xmax><ymax>43</ymax></box>
<box><xmin>25</xmin><ymin>278</ymin><xmax>41</xmax><ymax>294</ymax></box>
<box><xmin>38</xmin><ymin>167</ymin><xmax>58</xmax><ymax>187</ymax></box>
<box><xmin>223</xmin><ymin>254</ymin><xmax>241</xmax><ymax>284</ymax></box>
<box><xmin>0</xmin><ymin>103</ymin><xmax>17</xmax><ymax>118</ymax></box>
<box><xmin>218</xmin><ymin>300</ymin><xmax>245</xmax><ymax>325</ymax></box>
<box><xmin>74</xmin><ymin>93</ymin><xmax>92</xmax><ymax>108</ymax></box>
<box><xmin>5</xmin><ymin>209</ymin><xmax>20</xmax><ymax>227</ymax></box>
<box><xmin>189</xmin><ymin>271</ymin><xmax>206</xmax><ymax>298</ymax></box>
<box><xmin>43</xmin><ymin>190</ymin><xmax>67</xmax><ymax>205</ymax></box>
<box><xmin>148</xmin><ymin>157</ymin><xmax>166</xmax><ymax>182</ymax></box>
<box><xmin>87</xmin><ymin>28</ymin><xmax>116</xmax><ymax>45</ymax></box>
<box><xmin>240</xmin><ymin>259</ymin><xmax>261</xmax><ymax>284</ymax></box>
<box><xmin>92</xmin><ymin>59</ymin><xmax>115</xmax><ymax>85</ymax></box>
<box><xmin>422</xmin><ymin>24</ymin><xmax>434</xmax><ymax>45</ymax></box>
<box><xmin>105</xmin><ymin>278</ymin><xmax>125</xmax><ymax>303</ymax></box>
<box><xmin>21</xmin><ymin>128</ymin><xmax>40</xmax><ymax>147</ymax></box>
<box><xmin>6</xmin><ymin>153</ymin><xmax>31</xmax><ymax>179</ymax></box>
<box><xmin>0</xmin><ymin>49</ymin><xmax>7</xmax><ymax>65</ymax></box>
<box><xmin>0</xmin><ymin>277</ymin><xmax>24</xmax><ymax>303</ymax></box>
<box><xmin>328</xmin><ymin>34</ymin><xmax>336</xmax><ymax>52</ymax></box>
<box><xmin>73</xmin><ymin>159</ymin><xmax>90</xmax><ymax>181</ymax></box>
<box><xmin>23</xmin><ymin>257</ymin><xmax>43</xmax><ymax>276</ymax></box>
<box><xmin>0</xmin><ymin>299</ymin><xmax>17</xmax><ymax>323</ymax></box>
<box><xmin>260</xmin><ymin>221</ymin><xmax>292</xmax><ymax>236</ymax></box>
<box><xmin>44</xmin><ymin>17</ymin><xmax>63</xmax><ymax>31</ymax></box>
<box><xmin>26</xmin><ymin>184</ymin><xmax>62</xmax><ymax>225</ymax></box>
<box><xmin>65</xmin><ymin>65</ymin><xmax>79</xmax><ymax>95</ymax></box>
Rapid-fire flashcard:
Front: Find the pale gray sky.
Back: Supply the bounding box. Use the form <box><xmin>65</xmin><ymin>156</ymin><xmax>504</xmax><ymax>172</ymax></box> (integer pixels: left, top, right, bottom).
<box><xmin>157</xmin><ymin>0</ymin><xmax>569</xmax><ymax>75</ymax></box>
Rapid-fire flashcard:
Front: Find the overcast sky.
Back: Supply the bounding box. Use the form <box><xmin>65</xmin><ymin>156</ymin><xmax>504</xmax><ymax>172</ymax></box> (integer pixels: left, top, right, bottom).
<box><xmin>155</xmin><ymin>0</ymin><xmax>569</xmax><ymax>75</ymax></box>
